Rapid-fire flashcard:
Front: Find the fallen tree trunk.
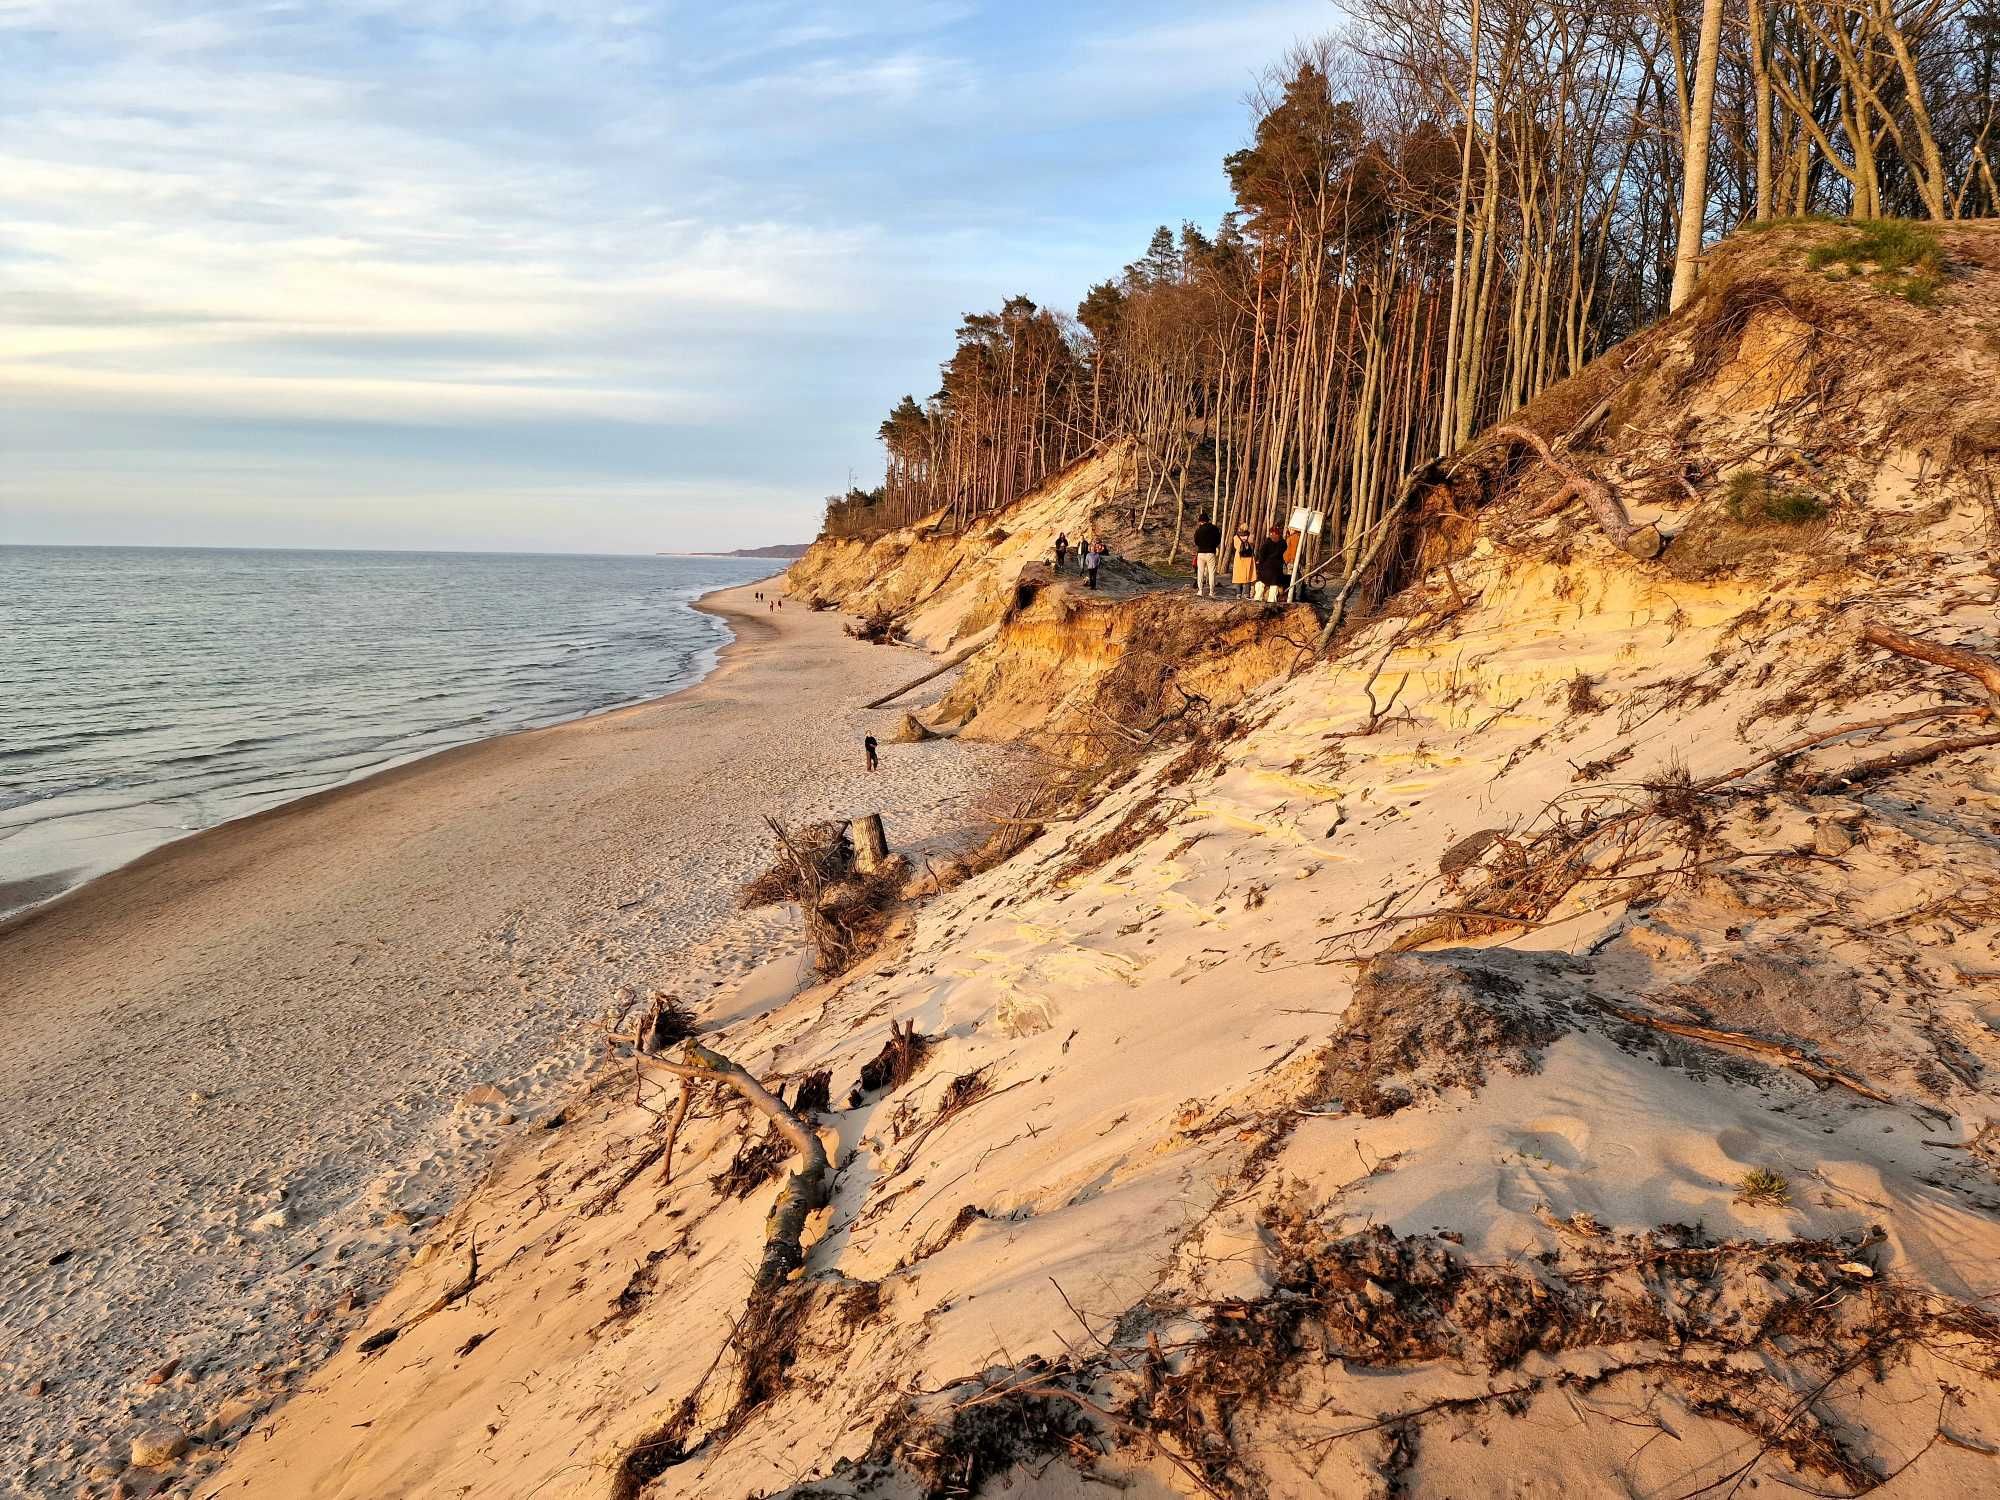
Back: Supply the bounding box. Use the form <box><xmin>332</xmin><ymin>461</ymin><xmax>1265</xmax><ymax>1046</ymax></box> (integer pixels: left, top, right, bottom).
<box><xmin>639</xmin><ymin>1041</ymin><xmax>832</xmax><ymax>1291</ymax></box>
<box><xmin>864</xmin><ymin>626</ymin><xmax>999</xmax><ymax>710</ymax></box>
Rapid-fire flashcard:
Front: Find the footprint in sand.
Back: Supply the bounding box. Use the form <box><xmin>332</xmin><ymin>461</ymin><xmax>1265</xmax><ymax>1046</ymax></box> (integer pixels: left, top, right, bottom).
<box><xmin>1494</xmin><ymin>1116</ymin><xmax>1594</xmax><ymax>1211</ymax></box>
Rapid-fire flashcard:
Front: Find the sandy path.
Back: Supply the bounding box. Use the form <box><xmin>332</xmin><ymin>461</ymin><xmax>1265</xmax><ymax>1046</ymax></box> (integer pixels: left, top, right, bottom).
<box><xmin>0</xmin><ymin>583</ymin><xmax>1014</xmax><ymax>1498</ymax></box>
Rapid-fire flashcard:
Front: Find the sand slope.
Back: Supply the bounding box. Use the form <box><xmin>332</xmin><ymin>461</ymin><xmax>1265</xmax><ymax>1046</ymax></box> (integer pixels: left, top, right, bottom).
<box><xmin>201</xmin><ymin>540</ymin><xmax>2000</xmax><ymax>1500</ymax></box>
<box><xmin>0</xmin><ymin>586</ymin><xmax>1019</xmax><ymax>1500</ymax></box>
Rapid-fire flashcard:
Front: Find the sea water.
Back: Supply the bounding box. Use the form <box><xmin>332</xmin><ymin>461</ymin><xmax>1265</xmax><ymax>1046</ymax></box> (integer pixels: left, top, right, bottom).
<box><xmin>0</xmin><ymin>546</ymin><xmax>777</xmax><ymax>917</ymax></box>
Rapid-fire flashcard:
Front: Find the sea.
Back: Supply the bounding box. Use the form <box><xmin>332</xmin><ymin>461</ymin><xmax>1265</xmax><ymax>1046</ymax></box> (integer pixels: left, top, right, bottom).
<box><xmin>0</xmin><ymin>546</ymin><xmax>780</xmax><ymax>919</ymax></box>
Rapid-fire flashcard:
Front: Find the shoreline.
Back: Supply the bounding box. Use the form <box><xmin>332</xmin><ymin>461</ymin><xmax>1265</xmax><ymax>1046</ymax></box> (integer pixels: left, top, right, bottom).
<box><xmin>0</xmin><ymin>572</ymin><xmax>780</xmax><ymax>937</ymax></box>
<box><xmin>0</xmin><ymin>577</ymin><xmax>1017</xmax><ymax>1500</ymax></box>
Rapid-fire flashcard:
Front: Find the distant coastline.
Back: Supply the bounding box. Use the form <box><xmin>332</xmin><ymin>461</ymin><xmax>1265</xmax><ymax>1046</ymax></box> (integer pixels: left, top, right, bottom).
<box><xmin>660</xmin><ymin>543</ymin><xmax>810</xmax><ymax>558</ymax></box>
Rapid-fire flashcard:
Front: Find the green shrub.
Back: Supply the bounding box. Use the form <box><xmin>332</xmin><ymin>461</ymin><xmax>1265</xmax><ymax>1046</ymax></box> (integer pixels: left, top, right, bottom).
<box><xmin>1805</xmin><ymin>220</ymin><xmax>1945</xmax><ymax>304</ymax></box>
<box><xmin>1723</xmin><ymin>470</ymin><xmax>1826</xmax><ymax>526</ymax></box>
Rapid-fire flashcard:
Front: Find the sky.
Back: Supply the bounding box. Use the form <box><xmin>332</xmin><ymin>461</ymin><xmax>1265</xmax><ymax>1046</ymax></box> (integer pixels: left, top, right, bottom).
<box><xmin>0</xmin><ymin>0</ymin><xmax>1334</xmax><ymax>554</ymax></box>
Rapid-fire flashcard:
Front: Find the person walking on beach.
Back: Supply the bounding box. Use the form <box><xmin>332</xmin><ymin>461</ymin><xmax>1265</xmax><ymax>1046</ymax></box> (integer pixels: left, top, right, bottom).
<box><xmin>1083</xmin><ymin>539</ymin><xmax>1104</xmax><ymax>590</ymax></box>
<box><xmin>1230</xmin><ymin>525</ymin><xmax>1256</xmax><ymax>597</ymax></box>
<box><xmin>1053</xmin><ymin>532</ymin><xmax>1069</xmax><ymax>572</ymax></box>
<box><xmin>1191</xmin><ymin>513</ymin><xmax>1221</xmax><ymax>597</ymax></box>
<box><xmin>1254</xmin><ymin>526</ymin><xmax>1287</xmax><ymax>602</ymax></box>
<box><xmin>864</xmin><ymin>735</ymin><xmax>879</xmax><ymax>773</ymax></box>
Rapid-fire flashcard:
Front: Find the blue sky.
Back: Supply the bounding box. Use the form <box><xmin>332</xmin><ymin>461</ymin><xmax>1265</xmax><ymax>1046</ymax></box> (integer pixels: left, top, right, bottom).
<box><xmin>0</xmin><ymin>0</ymin><xmax>1332</xmax><ymax>553</ymax></box>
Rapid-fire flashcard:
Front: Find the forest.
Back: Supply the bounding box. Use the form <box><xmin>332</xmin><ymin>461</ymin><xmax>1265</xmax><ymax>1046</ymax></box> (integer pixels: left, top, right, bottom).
<box><xmin>820</xmin><ymin>0</ymin><xmax>1999</xmax><ymax>579</ymax></box>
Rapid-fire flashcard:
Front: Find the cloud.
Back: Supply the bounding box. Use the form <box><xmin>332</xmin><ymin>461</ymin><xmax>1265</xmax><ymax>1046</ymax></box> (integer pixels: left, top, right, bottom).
<box><xmin>0</xmin><ymin>362</ymin><xmax>722</xmax><ymax>425</ymax></box>
<box><xmin>0</xmin><ymin>0</ymin><xmax>1319</xmax><ymax>551</ymax></box>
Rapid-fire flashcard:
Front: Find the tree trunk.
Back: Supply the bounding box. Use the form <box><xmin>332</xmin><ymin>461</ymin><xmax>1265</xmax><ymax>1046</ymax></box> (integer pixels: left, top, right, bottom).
<box><xmin>640</xmin><ymin>1041</ymin><xmax>833</xmax><ymax>1292</ymax></box>
<box><xmin>1671</xmin><ymin>0</ymin><xmax>1727</xmax><ymax>310</ymax></box>
<box><xmin>1750</xmin><ymin>0</ymin><xmax>1774</xmax><ymax>222</ymax></box>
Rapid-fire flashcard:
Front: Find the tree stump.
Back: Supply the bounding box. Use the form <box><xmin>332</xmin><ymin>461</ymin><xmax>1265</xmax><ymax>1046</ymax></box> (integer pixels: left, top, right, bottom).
<box><xmin>853</xmin><ymin>814</ymin><xmax>890</xmax><ymax>875</ymax></box>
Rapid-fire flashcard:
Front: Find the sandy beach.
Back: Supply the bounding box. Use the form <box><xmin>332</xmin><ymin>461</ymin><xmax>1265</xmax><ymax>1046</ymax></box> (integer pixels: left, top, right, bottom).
<box><xmin>0</xmin><ymin>582</ymin><xmax>1017</xmax><ymax>1498</ymax></box>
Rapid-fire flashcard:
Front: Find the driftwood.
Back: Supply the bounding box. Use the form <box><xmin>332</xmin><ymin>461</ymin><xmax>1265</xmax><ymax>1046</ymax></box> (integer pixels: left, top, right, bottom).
<box><xmin>639</xmin><ymin>1041</ymin><xmax>832</xmax><ymax>1291</ymax></box>
<box><xmin>865</xmin><ymin>626</ymin><xmax>999</xmax><ymax>709</ymax></box>
<box><xmin>1495</xmin><ymin>424</ymin><xmax>1662</xmax><ymax>559</ymax></box>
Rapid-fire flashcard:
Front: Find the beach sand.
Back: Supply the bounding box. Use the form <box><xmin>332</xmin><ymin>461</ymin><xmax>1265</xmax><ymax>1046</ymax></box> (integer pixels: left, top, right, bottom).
<box><xmin>0</xmin><ymin>582</ymin><xmax>1017</xmax><ymax>1498</ymax></box>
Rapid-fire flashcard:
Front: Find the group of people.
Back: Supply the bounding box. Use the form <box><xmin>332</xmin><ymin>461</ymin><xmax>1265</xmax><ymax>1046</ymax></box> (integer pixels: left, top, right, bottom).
<box><xmin>1051</xmin><ymin>532</ymin><xmax>1107</xmax><ymax>589</ymax></box>
<box><xmin>754</xmin><ymin>589</ymin><xmax>785</xmax><ymax>612</ymax></box>
<box><xmin>1192</xmin><ymin>514</ymin><xmax>1294</xmax><ymax>602</ymax></box>
<box><xmin>1048</xmin><ymin>517</ymin><xmax>1293</xmax><ymax>603</ymax></box>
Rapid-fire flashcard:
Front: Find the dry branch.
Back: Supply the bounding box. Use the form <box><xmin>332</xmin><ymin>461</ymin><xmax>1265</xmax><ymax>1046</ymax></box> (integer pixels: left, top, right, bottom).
<box><xmin>1593</xmin><ymin>1001</ymin><xmax>1893</xmax><ymax>1103</ymax></box>
<box><xmin>1695</xmin><ymin>706</ymin><xmax>1981</xmax><ymax>791</ymax></box>
<box><xmin>1804</xmin><ymin>730</ymin><xmax>2000</xmax><ymax>794</ymax></box>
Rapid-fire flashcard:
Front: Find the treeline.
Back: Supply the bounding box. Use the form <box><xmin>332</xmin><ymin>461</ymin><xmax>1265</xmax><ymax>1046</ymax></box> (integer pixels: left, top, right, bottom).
<box><xmin>832</xmin><ymin>0</ymin><xmax>1998</xmax><ymax>577</ymax></box>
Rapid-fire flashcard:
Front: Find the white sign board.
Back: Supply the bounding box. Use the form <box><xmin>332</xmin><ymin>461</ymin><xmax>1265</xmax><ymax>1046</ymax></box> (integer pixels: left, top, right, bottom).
<box><xmin>1289</xmin><ymin>507</ymin><xmax>1325</xmax><ymax>537</ymax></box>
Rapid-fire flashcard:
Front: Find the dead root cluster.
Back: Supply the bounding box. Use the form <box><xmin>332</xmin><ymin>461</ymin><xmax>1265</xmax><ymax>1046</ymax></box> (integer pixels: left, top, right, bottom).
<box><xmin>1314</xmin><ymin>953</ymin><xmax>1564</xmax><ymax>1117</ymax></box>
<box><xmin>844</xmin><ymin>609</ymin><xmax>902</xmax><ymax>645</ymax></box>
<box><xmin>798</xmin><ymin>1217</ymin><xmax>2000</xmax><ymax>1500</ymax></box>
<box><xmin>744</xmin><ymin>817</ymin><xmax>905</xmax><ymax>976</ymax></box>
<box><xmin>742</xmin><ymin>820</ymin><xmax>854</xmax><ymax>908</ymax></box>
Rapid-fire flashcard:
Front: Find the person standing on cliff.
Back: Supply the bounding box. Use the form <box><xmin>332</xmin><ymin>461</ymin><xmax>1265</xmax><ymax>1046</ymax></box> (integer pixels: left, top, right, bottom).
<box><xmin>1053</xmin><ymin>533</ymin><xmax>1069</xmax><ymax>572</ymax></box>
<box><xmin>1254</xmin><ymin>526</ymin><xmax>1287</xmax><ymax>602</ymax></box>
<box><xmin>864</xmin><ymin>735</ymin><xmax>879</xmax><ymax>772</ymax></box>
<box><xmin>1191</xmin><ymin>513</ymin><xmax>1221</xmax><ymax>597</ymax></box>
<box><xmin>1230</xmin><ymin>525</ymin><xmax>1256</xmax><ymax>597</ymax></box>
<box><xmin>1084</xmin><ymin>539</ymin><xmax>1104</xmax><ymax>590</ymax></box>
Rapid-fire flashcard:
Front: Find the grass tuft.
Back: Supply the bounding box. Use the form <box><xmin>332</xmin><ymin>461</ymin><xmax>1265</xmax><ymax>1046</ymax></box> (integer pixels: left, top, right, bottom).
<box><xmin>1804</xmin><ymin>219</ymin><xmax>1945</xmax><ymax>304</ymax></box>
<box><xmin>1724</xmin><ymin>470</ymin><xmax>1826</xmax><ymax>526</ymax></box>
<box><xmin>1736</xmin><ymin>1166</ymin><xmax>1793</xmax><ymax>1208</ymax></box>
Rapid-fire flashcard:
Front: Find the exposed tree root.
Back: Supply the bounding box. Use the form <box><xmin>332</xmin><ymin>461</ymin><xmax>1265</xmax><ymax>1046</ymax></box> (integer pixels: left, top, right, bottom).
<box><xmin>1494</xmin><ymin>423</ymin><xmax>1663</xmax><ymax>559</ymax></box>
<box><xmin>1860</xmin><ymin>621</ymin><xmax>2000</xmax><ymax>702</ymax></box>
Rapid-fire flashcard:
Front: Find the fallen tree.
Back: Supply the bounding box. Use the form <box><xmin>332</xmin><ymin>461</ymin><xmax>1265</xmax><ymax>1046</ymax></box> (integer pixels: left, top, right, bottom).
<box><xmin>633</xmin><ymin>1039</ymin><xmax>832</xmax><ymax>1292</ymax></box>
